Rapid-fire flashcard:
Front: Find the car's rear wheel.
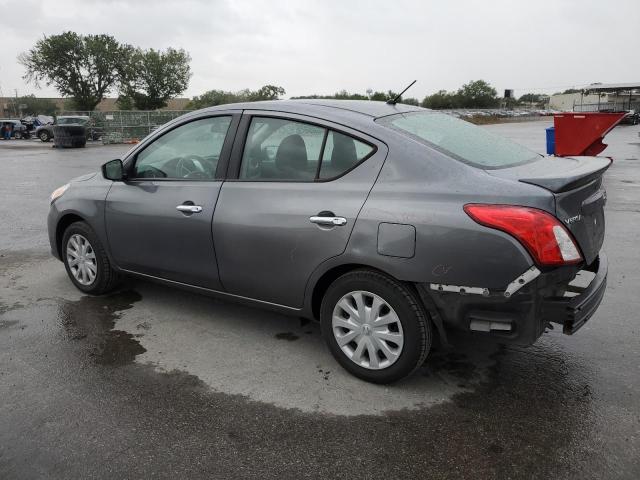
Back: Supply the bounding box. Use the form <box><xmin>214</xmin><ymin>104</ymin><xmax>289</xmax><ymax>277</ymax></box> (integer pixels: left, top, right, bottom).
<box><xmin>39</xmin><ymin>131</ymin><xmax>51</xmax><ymax>142</ymax></box>
<box><xmin>62</xmin><ymin>221</ymin><xmax>118</xmax><ymax>294</ymax></box>
<box><xmin>14</xmin><ymin>131</ymin><xmax>22</xmax><ymax>139</ymax></box>
<box><xmin>320</xmin><ymin>269</ymin><xmax>431</xmax><ymax>384</ymax></box>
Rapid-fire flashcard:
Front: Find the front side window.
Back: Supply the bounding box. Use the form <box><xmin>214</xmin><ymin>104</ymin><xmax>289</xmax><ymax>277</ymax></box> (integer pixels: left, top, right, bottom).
<box><xmin>133</xmin><ymin>116</ymin><xmax>231</xmax><ymax>180</ymax></box>
<box><xmin>377</xmin><ymin>112</ymin><xmax>540</xmax><ymax>169</ymax></box>
<box><xmin>239</xmin><ymin>117</ymin><xmax>374</xmax><ymax>181</ymax></box>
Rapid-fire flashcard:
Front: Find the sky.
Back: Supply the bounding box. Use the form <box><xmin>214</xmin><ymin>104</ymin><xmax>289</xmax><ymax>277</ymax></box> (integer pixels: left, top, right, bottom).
<box><xmin>0</xmin><ymin>0</ymin><xmax>638</xmax><ymax>101</ymax></box>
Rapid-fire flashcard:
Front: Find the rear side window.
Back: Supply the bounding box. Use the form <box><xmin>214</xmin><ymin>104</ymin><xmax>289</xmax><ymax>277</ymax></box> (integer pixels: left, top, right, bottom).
<box><xmin>319</xmin><ymin>131</ymin><xmax>374</xmax><ymax>180</ymax></box>
<box><xmin>377</xmin><ymin>112</ymin><xmax>539</xmax><ymax>169</ymax></box>
<box><xmin>239</xmin><ymin>117</ymin><xmax>375</xmax><ymax>181</ymax></box>
<box><xmin>240</xmin><ymin>117</ymin><xmax>324</xmax><ymax>181</ymax></box>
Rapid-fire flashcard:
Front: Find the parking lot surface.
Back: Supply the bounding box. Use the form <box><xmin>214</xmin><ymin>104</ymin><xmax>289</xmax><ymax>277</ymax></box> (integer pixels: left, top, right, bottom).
<box><xmin>1</xmin><ymin>123</ymin><xmax>639</xmax><ymax>479</ymax></box>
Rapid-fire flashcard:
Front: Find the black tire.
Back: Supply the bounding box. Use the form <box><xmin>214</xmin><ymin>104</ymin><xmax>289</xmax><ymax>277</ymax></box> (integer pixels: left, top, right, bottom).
<box><xmin>14</xmin><ymin>131</ymin><xmax>22</xmax><ymax>140</ymax></box>
<box><xmin>320</xmin><ymin>269</ymin><xmax>431</xmax><ymax>384</ymax></box>
<box><xmin>39</xmin><ymin>131</ymin><xmax>51</xmax><ymax>142</ymax></box>
<box><xmin>61</xmin><ymin>221</ymin><xmax>119</xmax><ymax>294</ymax></box>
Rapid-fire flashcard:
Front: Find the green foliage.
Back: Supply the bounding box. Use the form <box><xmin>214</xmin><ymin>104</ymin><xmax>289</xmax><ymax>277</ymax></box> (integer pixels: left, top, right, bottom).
<box><xmin>186</xmin><ymin>85</ymin><xmax>286</xmax><ymax>109</ymax></box>
<box><xmin>292</xmin><ymin>90</ymin><xmax>398</xmax><ymax>102</ymax></box>
<box><xmin>251</xmin><ymin>85</ymin><xmax>286</xmax><ymax>100</ymax></box>
<box><xmin>115</xmin><ymin>95</ymin><xmax>135</xmax><ymax>110</ymax></box>
<box><xmin>422</xmin><ymin>80</ymin><xmax>499</xmax><ymax>109</ymax></box>
<box><xmin>13</xmin><ymin>94</ymin><xmax>58</xmax><ymax>116</ymax></box>
<box><xmin>401</xmin><ymin>97</ymin><xmax>419</xmax><ymax>106</ymax></box>
<box><xmin>19</xmin><ymin>32</ymin><xmax>129</xmax><ymax>111</ymax></box>
<box><xmin>455</xmin><ymin>80</ymin><xmax>499</xmax><ymax>108</ymax></box>
<box><xmin>120</xmin><ymin>47</ymin><xmax>192</xmax><ymax>110</ymax></box>
<box><xmin>518</xmin><ymin>93</ymin><xmax>549</xmax><ymax>107</ymax></box>
<box><xmin>562</xmin><ymin>88</ymin><xmax>581</xmax><ymax>94</ymax></box>
<box><xmin>421</xmin><ymin>90</ymin><xmax>457</xmax><ymax>109</ymax></box>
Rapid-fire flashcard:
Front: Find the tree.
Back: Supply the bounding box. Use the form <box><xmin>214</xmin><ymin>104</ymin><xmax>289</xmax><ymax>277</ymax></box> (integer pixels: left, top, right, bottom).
<box><xmin>401</xmin><ymin>97</ymin><xmax>420</xmax><ymax>106</ymax></box>
<box><xmin>422</xmin><ymin>90</ymin><xmax>457</xmax><ymax>109</ymax></box>
<box><xmin>250</xmin><ymin>85</ymin><xmax>286</xmax><ymax>101</ymax></box>
<box><xmin>12</xmin><ymin>95</ymin><xmax>58</xmax><ymax>116</ymax></box>
<box><xmin>370</xmin><ymin>90</ymin><xmax>395</xmax><ymax>101</ymax></box>
<box><xmin>19</xmin><ymin>32</ymin><xmax>129</xmax><ymax>111</ymax></box>
<box><xmin>120</xmin><ymin>47</ymin><xmax>191</xmax><ymax>110</ymax></box>
<box><xmin>562</xmin><ymin>88</ymin><xmax>581</xmax><ymax>94</ymax></box>
<box><xmin>186</xmin><ymin>85</ymin><xmax>286</xmax><ymax>109</ymax></box>
<box><xmin>518</xmin><ymin>93</ymin><xmax>549</xmax><ymax>107</ymax></box>
<box><xmin>455</xmin><ymin>80</ymin><xmax>498</xmax><ymax>108</ymax></box>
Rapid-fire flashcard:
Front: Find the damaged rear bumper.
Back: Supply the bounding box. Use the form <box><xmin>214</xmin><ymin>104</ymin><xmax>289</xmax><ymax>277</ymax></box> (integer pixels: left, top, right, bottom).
<box><xmin>420</xmin><ymin>253</ymin><xmax>608</xmax><ymax>345</ymax></box>
<box><xmin>543</xmin><ymin>253</ymin><xmax>607</xmax><ymax>334</ymax></box>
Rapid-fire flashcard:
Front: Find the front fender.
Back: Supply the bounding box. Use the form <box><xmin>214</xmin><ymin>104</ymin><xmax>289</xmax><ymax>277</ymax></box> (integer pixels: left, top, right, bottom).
<box><xmin>47</xmin><ymin>174</ymin><xmax>113</xmax><ymax>262</ymax></box>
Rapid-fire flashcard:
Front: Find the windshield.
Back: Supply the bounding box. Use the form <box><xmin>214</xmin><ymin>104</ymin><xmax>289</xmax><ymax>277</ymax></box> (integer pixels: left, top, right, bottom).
<box><xmin>377</xmin><ymin>112</ymin><xmax>540</xmax><ymax>169</ymax></box>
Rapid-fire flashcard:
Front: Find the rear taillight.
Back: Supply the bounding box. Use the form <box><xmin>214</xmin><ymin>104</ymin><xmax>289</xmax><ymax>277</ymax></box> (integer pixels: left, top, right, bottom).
<box><xmin>464</xmin><ymin>204</ymin><xmax>582</xmax><ymax>266</ymax></box>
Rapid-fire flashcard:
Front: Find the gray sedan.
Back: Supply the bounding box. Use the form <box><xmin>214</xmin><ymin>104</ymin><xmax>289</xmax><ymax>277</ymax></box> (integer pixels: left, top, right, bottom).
<box><xmin>47</xmin><ymin>100</ymin><xmax>608</xmax><ymax>383</ymax></box>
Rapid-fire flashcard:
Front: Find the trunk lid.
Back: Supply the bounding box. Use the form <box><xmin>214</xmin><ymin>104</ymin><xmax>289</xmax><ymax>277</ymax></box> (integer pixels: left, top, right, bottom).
<box><xmin>488</xmin><ymin>156</ymin><xmax>611</xmax><ymax>264</ymax></box>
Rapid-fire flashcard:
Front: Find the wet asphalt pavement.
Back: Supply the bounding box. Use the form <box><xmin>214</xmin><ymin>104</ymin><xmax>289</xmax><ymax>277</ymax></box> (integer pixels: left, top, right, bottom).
<box><xmin>1</xmin><ymin>123</ymin><xmax>639</xmax><ymax>479</ymax></box>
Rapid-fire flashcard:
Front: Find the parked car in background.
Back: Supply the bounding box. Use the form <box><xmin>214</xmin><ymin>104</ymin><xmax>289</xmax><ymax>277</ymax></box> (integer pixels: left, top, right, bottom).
<box><xmin>48</xmin><ymin>100</ymin><xmax>609</xmax><ymax>383</ymax></box>
<box><xmin>36</xmin><ymin>115</ymin><xmax>102</xmax><ymax>142</ymax></box>
<box><xmin>0</xmin><ymin>119</ymin><xmax>30</xmax><ymax>139</ymax></box>
<box><xmin>619</xmin><ymin>110</ymin><xmax>639</xmax><ymax>125</ymax></box>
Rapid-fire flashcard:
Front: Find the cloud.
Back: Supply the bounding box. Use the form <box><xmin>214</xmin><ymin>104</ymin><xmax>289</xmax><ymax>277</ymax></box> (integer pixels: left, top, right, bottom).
<box><xmin>0</xmin><ymin>0</ymin><xmax>638</xmax><ymax>100</ymax></box>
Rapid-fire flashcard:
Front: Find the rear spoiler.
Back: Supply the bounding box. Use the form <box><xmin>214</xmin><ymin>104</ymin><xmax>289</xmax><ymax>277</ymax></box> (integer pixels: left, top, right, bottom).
<box><xmin>519</xmin><ymin>156</ymin><xmax>612</xmax><ymax>193</ymax></box>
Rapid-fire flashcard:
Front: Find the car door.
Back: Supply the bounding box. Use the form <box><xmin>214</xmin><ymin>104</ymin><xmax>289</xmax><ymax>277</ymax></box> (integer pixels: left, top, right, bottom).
<box><xmin>105</xmin><ymin>113</ymin><xmax>239</xmax><ymax>290</ymax></box>
<box><xmin>212</xmin><ymin>111</ymin><xmax>388</xmax><ymax>308</ymax></box>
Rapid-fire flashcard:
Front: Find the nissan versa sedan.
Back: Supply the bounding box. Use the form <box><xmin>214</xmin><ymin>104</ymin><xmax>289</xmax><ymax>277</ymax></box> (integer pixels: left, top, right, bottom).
<box><xmin>48</xmin><ymin>100</ymin><xmax>609</xmax><ymax>383</ymax></box>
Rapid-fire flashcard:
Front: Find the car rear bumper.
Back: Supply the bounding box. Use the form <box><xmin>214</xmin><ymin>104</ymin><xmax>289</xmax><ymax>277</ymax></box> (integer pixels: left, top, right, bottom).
<box><xmin>542</xmin><ymin>253</ymin><xmax>607</xmax><ymax>334</ymax></box>
<box><xmin>421</xmin><ymin>253</ymin><xmax>608</xmax><ymax>345</ymax></box>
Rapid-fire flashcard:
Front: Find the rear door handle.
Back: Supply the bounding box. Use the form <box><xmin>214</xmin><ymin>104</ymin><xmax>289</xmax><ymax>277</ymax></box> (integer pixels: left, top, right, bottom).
<box><xmin>176</xmin><ymin>205</ymin><xmax>203</xmax><ymax>214</ymax></box>
<box><xmin>309</xmin><ymin>215</ymin><xmax>347</xmax><ymax>226</ymax></box>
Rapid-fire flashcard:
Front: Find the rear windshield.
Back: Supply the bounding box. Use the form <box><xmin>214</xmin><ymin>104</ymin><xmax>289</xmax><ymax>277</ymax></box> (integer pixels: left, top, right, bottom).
<box><xmin>376</xmin><ymin>112</ymin><xmax>540</xmax><ymax>169</ymax></box>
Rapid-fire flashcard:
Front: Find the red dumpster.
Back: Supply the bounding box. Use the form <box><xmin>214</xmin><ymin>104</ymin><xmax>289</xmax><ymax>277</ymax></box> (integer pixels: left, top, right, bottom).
<box><xmin>553</xmin><ymin>112</ymin><xmax>626</xmax><ymax>156</ymax></box>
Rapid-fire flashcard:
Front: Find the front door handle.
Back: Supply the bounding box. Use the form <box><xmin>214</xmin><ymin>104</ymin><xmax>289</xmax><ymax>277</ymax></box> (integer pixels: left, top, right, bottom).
<box><xmin>309</xmin><ymin>215</ymin><xmax>347</xmax><ymax>227</ymax></box>
<box><xmin>176</xmin><ymin>205</ymin><xmax>203</xmax><ymax>214</ymax></box>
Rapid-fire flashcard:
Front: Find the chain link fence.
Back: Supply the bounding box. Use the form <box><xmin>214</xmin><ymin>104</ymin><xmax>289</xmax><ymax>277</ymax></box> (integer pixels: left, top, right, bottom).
<box><xmin>59</xmin><ymin>110</ymin><xmax>192</xmax><ymax>144</ymax></box>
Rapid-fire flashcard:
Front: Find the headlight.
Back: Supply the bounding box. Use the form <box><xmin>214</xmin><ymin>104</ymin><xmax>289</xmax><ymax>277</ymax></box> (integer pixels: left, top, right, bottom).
<box><xmin>50</xmin><ymin>184</ymin><xmax>70</xmax><ymax>203</ymax></box>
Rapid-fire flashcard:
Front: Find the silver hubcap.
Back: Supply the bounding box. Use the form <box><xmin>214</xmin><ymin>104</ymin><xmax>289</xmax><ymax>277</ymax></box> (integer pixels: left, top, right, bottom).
<box><xmin>66</xmin><ymin>234</ymin><xmax>97</xmax><ymax>286</ymax></box>
<box><xmin>332</xmin><ymin>290</ymin><xmax>404</xmax><ymax>370</ymax></box>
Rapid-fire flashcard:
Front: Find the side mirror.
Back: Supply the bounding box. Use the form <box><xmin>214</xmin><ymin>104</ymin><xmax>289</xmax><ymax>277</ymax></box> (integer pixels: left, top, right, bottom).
<box><xmin>102</xmin><ymin>159</ymin><xmax>125</xmax><ymax>181</ymax></box>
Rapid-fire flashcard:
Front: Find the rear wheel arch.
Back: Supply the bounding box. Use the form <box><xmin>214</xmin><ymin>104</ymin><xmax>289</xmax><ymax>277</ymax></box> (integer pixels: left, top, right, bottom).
<box><xmin>309</xmin><ymin>263</ymin><xmax>426</xmax><ymax>321</ymax></box>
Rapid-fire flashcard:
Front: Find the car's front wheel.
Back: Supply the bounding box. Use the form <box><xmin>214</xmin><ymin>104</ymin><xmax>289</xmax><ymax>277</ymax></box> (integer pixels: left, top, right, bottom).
<box><xmin>320</xmin><ymin>270</ymin><xmax>431</xmax><ymax>384</ymax></box>
<box><xmin>62</xmin><ymin>221</ymin><xmax>118</xmax><ymax>294</ymax></box>
<box><xmin>39</xmin><ymin>131</ymin><xmax>51</xmax><ymax>142</ymax></box>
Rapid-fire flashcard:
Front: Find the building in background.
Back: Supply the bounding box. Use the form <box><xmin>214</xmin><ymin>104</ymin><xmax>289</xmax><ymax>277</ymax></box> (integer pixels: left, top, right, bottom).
<box><xmin>550</xmin><ymin>83</ymin><xmax>640</xmax><ymax>112</ymax></box>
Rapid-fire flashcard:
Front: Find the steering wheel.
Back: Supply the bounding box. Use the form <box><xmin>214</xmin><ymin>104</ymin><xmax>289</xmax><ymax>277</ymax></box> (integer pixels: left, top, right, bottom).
<box><xmin>176</xmin><ymin>155</ymin><xmax>208</xmax><ymax>178</ymax></box>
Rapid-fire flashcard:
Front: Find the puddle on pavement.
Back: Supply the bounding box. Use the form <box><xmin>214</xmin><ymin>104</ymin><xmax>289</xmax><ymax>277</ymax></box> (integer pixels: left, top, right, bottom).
<box><xmin>58</xmin><ymin>290</ymin><xmax>145</xmax><ymax>366</ymax></box>
<box><xmin>422</xmin><ymin>350</ymin><xmax>479</xmax><ymax>384</ymax></box>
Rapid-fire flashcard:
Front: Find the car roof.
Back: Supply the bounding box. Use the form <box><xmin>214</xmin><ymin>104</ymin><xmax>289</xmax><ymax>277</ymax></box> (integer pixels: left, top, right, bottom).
<box><xmin>200</xmin><ymin>99</ymin><xmax>425</xmax><ymax>120</ymax></box>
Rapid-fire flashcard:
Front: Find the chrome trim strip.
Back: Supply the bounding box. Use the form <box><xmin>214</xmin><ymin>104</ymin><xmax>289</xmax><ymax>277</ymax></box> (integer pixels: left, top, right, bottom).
<box><xmin>430</xmin><ymin>283</ymin><xmax>490</xmax><ymax>296</ymax></box>
<box><xmin>503</xmin><ymin>266</ymin><xmax>541</xmax><ymax>298</ymax></box>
